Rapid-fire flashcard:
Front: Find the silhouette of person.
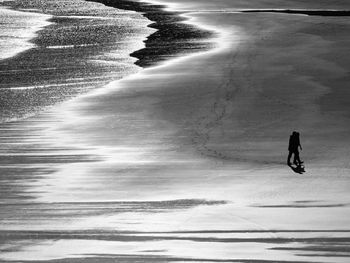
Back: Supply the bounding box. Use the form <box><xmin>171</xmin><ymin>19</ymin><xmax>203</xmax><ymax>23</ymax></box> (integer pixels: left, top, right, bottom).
<box><xmin>287</xmin><ymin>131</ymin><xmax>303</xmax><ymax>166</ymax></box>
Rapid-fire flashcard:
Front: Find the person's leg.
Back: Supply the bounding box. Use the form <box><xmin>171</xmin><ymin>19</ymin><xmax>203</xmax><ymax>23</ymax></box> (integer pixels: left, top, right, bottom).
<box><xmin>287</xmin><ymin>151</ymin><xmax>292</xmax><ymax>165</ymax></box>
<box><xmin>293</xmin><ymin>151</ymin><xmax>299</xmax><ymax>165</ymax></box>
<box><xmin>296</xmin><ymin>152</ymin><xmax>303</xmax><ymax>164</ymax></box>
<box><xmin>294</xmin><ymin>151</ymin><xmax>301</xmax><ymax>165</ymax></box>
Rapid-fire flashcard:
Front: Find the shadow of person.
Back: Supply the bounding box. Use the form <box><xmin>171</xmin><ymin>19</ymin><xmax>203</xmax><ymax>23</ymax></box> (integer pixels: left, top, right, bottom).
<box><xmin>289</xmin><ymin>164</ymin><xmax>306</xmax><ymax>174</ymax></box>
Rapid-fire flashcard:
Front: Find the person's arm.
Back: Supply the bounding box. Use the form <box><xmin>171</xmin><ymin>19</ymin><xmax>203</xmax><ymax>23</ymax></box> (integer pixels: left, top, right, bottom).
<box><xmin>299</xmin><ymin>140</ymin><xmax>302</xmax><ymax>150</ymax></box>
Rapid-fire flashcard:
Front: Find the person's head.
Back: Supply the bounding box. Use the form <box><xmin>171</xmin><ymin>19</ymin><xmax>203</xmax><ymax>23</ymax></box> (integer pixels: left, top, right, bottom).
<box><xmin>292</xmin><ymin>131</ymin><xmax>298</xmax><ymax>136</ymax></box>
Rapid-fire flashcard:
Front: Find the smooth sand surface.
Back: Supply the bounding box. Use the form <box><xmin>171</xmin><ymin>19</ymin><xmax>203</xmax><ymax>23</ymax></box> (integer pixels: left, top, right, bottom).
<box><xmin>1</xmin><ymin>0</ymin><xmax>350</xmax><ymax>262</ymax></box>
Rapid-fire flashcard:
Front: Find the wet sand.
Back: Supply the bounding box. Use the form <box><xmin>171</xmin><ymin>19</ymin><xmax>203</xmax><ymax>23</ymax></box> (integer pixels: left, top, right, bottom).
<box><xmin>1</xmin><ymin>0</ymin><xmax>350</xmax><ymax>262</ymax></box>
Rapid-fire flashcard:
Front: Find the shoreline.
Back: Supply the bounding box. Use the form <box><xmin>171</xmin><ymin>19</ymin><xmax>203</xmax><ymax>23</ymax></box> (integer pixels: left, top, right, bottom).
<box><xmin>88</xmin><ymin>0</ymin><xmax>216</xmax><ymax>67</ymax></box>
<box><xmin>0</xmin><ymin>0</ymin><xmax>221</xmax><ymax>202</ymax></box>
<box><xmin>0</xmin><ymin>0</ymin><xmax>216</xmax><ymax>122</ymax></box>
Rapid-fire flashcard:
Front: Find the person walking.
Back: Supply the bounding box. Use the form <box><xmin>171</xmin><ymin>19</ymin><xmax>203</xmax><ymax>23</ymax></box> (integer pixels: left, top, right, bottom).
<box><xmin>287</xmin><ymin>131</ymin><xmax>303</xmax><ymax>166</ymax></box>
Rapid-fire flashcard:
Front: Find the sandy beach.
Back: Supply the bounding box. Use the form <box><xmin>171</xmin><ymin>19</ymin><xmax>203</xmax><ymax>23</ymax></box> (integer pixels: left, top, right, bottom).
<box><xmin>1</xmin><ymin>0</ymin><xmax>350</xmax><ymax>262</ymax></box>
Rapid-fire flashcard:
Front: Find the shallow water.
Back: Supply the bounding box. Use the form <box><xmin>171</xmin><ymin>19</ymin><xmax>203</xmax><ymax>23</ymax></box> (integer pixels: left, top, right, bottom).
<box><xmin>0</xmin><ymin>7</ymin><xmax>51</xmax><ymax>61</ymax></box>
<box><xmin>0</xmin><ymin>0</ymin><xmax>153</xmax><ymax>122</ymax></box>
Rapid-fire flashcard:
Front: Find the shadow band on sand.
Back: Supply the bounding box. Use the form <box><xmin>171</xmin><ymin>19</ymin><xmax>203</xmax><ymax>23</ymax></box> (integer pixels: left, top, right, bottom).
<box><xmin>0</xmin><ymin>255</ymin><xmax>328</xmax><ymax>263</ymax></box>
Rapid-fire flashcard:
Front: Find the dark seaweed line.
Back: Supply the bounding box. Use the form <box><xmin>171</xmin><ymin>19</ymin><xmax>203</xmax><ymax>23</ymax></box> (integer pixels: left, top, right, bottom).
<box><xmin>87</xmin><ymin>0</ymin><xmax>215</xmax><ymax>67</ymax></box>
<box><xmin>242</xmin><ymin>9</ymin><xmax>350</xmax><ymax>17</ymax></box>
